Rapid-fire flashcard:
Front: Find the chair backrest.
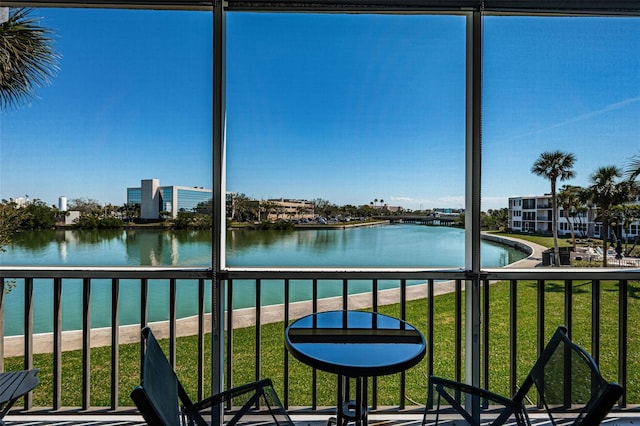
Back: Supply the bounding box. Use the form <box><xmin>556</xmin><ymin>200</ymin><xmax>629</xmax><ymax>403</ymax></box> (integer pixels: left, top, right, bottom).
<box><xmin>130</xmin><ymin>327</ymin><xmax>191</xmax><ymax>426</ymax></box>
<box><xmin>513</xmin><ymin>326</ymin><xmax>623</xmax><ymax>425</ymax></box>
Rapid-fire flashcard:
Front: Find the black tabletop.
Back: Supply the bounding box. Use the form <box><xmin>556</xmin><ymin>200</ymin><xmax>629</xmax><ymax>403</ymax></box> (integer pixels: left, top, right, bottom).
<box><xmin>285</xmin><ymin>310</ymin><xmax>426</xmax><ymax>378</ymax></box>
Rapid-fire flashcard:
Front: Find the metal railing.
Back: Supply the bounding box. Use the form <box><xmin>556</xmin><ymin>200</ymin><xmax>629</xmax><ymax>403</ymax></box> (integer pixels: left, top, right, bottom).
<box><xmin>1</xmin><ymin>266</ymin><xmax>639</xmax><ymax>417</ymax></box>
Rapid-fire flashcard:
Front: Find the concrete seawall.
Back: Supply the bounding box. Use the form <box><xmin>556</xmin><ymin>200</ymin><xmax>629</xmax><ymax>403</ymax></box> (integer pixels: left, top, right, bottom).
<box><xmin>4</xmin><ymin>233</ymin><xmax>540</xmax><ymax>357</ymax></box>
<box><xmin>481</xmin><ymin>233</ymin><xmax>533</xmax><ymax>256</ymax></box>
<box><xmin>481</xmin><ymin>233</ymin><xmax>545</xmax><ymax>268</ymax></box>
<box><xmin>4</xmin><ymin>283</ymin><xmax>434</xmax><ymax>357</ymax></box>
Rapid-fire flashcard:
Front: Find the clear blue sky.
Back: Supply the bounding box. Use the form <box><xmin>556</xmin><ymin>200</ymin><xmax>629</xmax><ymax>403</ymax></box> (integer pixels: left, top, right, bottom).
<box><xmin>1</xmin><ymin>9</ymin><xmax>638</xmax><ymax>211</ymax></box>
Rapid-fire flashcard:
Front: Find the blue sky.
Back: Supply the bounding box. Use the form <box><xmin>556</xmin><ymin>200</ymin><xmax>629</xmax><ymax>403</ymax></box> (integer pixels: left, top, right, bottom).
<box><xmin>1</xmin><ymin>9</ymin><xmax>638</xmax><ymax>211</ymax></box>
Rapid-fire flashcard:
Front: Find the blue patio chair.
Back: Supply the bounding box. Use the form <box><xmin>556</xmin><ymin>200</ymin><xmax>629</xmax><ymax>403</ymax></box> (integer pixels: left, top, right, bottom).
<box><xmin>424</xmin><ymin>326</ymin><xmax>623</xmax><ymax>425</ymax></box>
<box><xmin>130</xmin><ymin>326</ymin><xmax>294</xmax><ymax>426</ymax></box>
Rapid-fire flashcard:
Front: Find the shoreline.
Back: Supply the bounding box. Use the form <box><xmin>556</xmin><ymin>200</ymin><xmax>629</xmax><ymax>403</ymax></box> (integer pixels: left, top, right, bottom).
<box><xmin>53</xmin><ymin>220</ymin><xmax>392</xmax><ymax>231</ymax></box>
<box><xmin>227</xmin><ymin>220</ymin><xmax>392</xmax><ymax>230</ymax></box>
<box><xmin>3</xmin><ymin>233</ymin><xmax>540</xmax><ymax>357</ymax></box>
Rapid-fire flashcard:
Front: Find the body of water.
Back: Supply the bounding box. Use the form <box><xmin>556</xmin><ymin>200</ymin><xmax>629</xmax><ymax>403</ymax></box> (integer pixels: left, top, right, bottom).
<box><xmin>1</xmin><ymin>224</ymin><xmax>526</xmax><ymax>335</ymax></box>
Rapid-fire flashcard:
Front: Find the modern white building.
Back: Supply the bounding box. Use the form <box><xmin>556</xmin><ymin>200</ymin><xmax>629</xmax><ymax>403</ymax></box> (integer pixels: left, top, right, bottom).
<box><xmin>127</xmin><ymin>179</ymin><xmax>212</xmax><ymax>219</ymax></box>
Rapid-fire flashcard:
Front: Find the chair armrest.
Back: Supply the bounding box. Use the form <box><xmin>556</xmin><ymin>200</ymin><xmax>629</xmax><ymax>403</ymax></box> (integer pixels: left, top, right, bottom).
<box><xmin>427</xmin><ymin>376</ymin><xmax>527</xmax><ymax>426</ymax></box>
<box><xmin>184</xmin><ymin>378</ymin><xmax>293</xmax><ymax>426</ymax></box>
<box><xmin>429</xmin><ymin>376</ymin><xmax>521</xmax><ymax>409</ymax></box>
<box><xmin>185</xmin><ymin>378</ymin><xmax>274</xmax><ymax>413</ymax></box>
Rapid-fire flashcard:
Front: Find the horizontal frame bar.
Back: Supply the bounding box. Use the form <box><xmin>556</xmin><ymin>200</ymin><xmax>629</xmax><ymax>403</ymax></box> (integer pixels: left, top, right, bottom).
<box><xmin>1</xmin><ymin>0</ymin><xmax>639</xmax><ymax>15</ymax></box>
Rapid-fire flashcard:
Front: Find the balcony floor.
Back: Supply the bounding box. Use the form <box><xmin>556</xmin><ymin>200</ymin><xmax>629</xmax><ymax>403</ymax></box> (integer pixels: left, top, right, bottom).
<box><xmin>4</xmin><ymin>413</ymin><xmax>640</xmax><ymax>425</ymax></box>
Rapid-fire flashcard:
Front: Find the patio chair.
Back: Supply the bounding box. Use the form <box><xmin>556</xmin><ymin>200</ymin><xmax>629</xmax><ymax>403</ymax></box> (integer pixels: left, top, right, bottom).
<box><xmin>423</xmin><ymin>326</ymin><xmax>623</xmax><ymax>425</ymax></box>
<box><xmin>0</xmin><ymin>369</ymin><xmax>40</xmax><ymax>426</ymax></box>
<box><xmin>130</xmin><ymin>326</ymin><xmax>294</xmax><ymax>426</ymax></box>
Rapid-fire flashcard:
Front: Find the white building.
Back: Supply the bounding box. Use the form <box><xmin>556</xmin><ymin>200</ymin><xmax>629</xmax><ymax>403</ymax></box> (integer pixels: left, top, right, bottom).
<box><xmin>10</xmin><ymin>196</ymin><xmax>29</xmax><ymax>207</ymax></box>
<box><xmin>508</xmin><ymin>194</ymin><xmax>639</xmax><ymax>240</ymax></box>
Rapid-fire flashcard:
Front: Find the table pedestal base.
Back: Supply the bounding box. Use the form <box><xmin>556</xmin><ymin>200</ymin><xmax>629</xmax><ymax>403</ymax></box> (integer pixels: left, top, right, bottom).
<box><xmin>329</xmin><ymin>375</ymin><xmax>368</xmax><ymax>426</ymax></box>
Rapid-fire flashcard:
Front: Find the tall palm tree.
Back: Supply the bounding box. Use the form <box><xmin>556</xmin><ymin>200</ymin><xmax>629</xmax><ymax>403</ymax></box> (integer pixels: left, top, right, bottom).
<box><xmin>531</xmin><ymin>151</ymin><xmax>576</xmax><ymax>266</ymax></box>
<box><xmin>557</xmin><ymin>185</ymin><xmax>582</xmax><ymax>249</ymax></box>
<box><xmin>587</xmin><ymin>166</ymin><xmax>629</xmax><ymax>266</ymax></box>
<box><xmin>0</xmin><ymin>8</ymin><xmax>59</xmax><ymax>110</ymax></box>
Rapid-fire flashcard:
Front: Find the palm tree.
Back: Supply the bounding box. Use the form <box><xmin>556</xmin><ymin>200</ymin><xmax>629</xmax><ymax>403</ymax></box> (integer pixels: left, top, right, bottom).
<box><xmin>587</xmin><ymin>166</ymin><xmax>630</xmax><ymax>266</ymax></box>
<box><xmin>557</xmin><ymin>185</ymin><xmax>582</xmax><ymax>249</ymax></box>
<box><xmin>0</xmin><ymin>7</ymin><xmax>57</xmax><ymax>259</ymax></box>
<box><xmin>531</xmin><ymin>151</ymin><xmax>576</xmax><ymax>266</ymax></box>
<box><xmin>610</xmin><ymin>203</ymin><xmax>640</xmax><ymax>255</ymax></box>
<box><xmin>0</xmin><ymin>8</ymin><xmax>59</xmax><ymax>110</ymax></box>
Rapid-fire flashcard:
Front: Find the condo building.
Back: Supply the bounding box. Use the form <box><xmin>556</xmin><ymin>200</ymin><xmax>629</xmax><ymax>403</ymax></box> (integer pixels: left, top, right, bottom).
<box><xmin>508</xmin><ymin>194</ymin><xmax>640</xmax><ymax>240</ymax></box>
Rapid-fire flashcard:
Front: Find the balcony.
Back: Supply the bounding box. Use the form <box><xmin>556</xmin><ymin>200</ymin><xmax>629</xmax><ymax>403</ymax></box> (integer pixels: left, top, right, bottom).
<box><xmin>2</xmin><ymin>0</ymin><xmax>640</xmax><ymax>424</ymax></box>
<box><xmin>1</xmin><ymin>266</ymin><xmax>639</xmax><ymax>424</ymax></box>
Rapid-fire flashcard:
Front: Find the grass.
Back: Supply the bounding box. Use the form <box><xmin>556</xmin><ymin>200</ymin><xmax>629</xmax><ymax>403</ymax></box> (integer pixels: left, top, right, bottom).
<box><xmin>6</xmin><ymin>278</ymin><xmax>639</xmax><ymax>408</ymax></box>
<box><xmin>489</xmin><ymin>231</ymin><xmax>576</xmax><ymax>248</ymax></box>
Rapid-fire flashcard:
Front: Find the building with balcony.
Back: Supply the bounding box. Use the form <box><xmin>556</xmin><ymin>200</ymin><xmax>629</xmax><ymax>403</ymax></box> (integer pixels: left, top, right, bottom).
<box><xmin>509</xmin><ymin>194</ymin><xmax>640</xmax><ymax>240</ymax></box>
<box><xmin>509</xmin><ymin>195</ymin><xmax>564</xmax><ymax>235</ymax></box>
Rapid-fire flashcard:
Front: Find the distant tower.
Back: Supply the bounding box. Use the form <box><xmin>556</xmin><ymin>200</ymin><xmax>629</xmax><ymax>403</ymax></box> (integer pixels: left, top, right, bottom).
<box><xmin>59</xmin><ymin>196</ymin><xmax>68</xmax><ymax>211</ymax></box>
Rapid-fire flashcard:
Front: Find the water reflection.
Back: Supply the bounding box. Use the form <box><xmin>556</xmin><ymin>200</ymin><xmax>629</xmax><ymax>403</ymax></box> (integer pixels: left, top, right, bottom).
<box><xmin>125</xmin><ymin>230</ymin><xmax>168</xmax><ymax>266</ymax></box>
<box><xmin>4</xmin><ymin>225</ymin><xmax>526</xmax><ymax>268</ymax></box>
<box><xmin>9</xmin><ymin>229</ymin><xmax>67</xmax><ymax>251</ymax></box>
<box><xmin>5</xmin><ymin>229</ymin><xmax>211</xmax><ymax>266</ymax></box>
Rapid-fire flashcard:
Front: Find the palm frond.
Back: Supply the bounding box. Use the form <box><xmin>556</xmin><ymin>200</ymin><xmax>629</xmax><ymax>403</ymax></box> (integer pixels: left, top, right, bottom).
<box><xmin>626</xmin><ymin>154</ymin><xmax>640</xmax><ymax>182</ymax></box>
<box><xmin>0</xmin><ymin>8</ymin><xmax>60</xmax><ymax>110</ymax></box>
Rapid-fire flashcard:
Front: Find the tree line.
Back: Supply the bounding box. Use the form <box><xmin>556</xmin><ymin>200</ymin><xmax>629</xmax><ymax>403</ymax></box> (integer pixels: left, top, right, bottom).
<box><xmin>0</xmin><ymin>198</ymin><xmax>135</xmax><ymax>235</ymax></box>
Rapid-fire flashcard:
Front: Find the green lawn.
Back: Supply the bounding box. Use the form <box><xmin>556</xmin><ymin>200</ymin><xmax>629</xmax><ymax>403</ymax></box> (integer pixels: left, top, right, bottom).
<box><xmin>489</xmin><ymin>231</ymin><xmax>577</xmax><ymax>248</ymax></box>
<box><xmin>6</xmin><ymin>278</ymin><xmax>638</xmax><ymax>408</ymax></box>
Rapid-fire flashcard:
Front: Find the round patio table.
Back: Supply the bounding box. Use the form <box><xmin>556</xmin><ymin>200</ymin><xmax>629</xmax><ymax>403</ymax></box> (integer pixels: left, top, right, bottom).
<box><xmin>285</xmin><ymin>310</ymin><xmax>426</xmax><ymax>425</ymax></box>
